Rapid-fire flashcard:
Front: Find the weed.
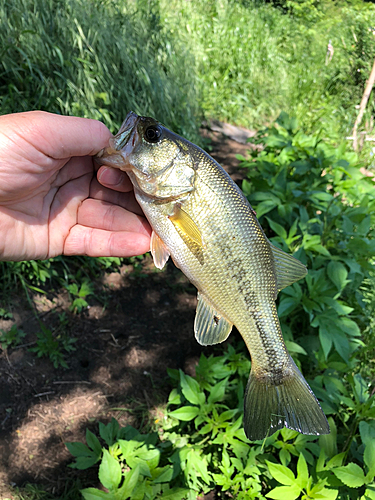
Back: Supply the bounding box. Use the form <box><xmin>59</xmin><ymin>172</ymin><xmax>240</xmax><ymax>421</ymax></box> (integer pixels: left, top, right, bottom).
<box><xmin>0</xmin><ymin>324</ymin><xmax>26</xmax><ymax>350</ymax></box>
<box><xmin>29</xmin><ymin>323</ymin><xmax>77</xmax><ymax>369</ymax></box>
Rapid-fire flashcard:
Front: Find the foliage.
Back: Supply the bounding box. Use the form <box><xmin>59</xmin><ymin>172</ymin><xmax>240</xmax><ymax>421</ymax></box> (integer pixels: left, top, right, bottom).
<box><xmin>0</xmin><ymin>0</ymin><xmax>201</xmax><ymax>141</ymax></box>
<box><xmin>67</xmin><ymin>349</ymin><xmax>375</xmax><ymax>499</ymax></box>
<box><xmin>29</xmin><ymin>322</ymin><xmax>77</xmax><ymax>368</ymax></box>
<box><xmin>0</xmin><ymin>324</ymin><xmax>25</xmax><ymax>350</ymax></box>
<box><xmin>161</xmin><ymin>0</ymin><xmax>375</xmax><ymax>135</ymax></box>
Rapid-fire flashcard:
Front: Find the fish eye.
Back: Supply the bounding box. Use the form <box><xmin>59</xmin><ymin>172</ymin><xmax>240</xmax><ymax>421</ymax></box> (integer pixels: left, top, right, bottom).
<box><xmin>144</xmin><ymin>125</ymin><xmax>162</xmax><ymax>143</ymax></box>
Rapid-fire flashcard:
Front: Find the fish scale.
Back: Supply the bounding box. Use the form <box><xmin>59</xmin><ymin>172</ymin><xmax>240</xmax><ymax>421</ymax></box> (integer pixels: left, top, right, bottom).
<box><xmin>96</xmin><ymin>111</ymin><xmax>330</xmax><ymax>441</ymax></box>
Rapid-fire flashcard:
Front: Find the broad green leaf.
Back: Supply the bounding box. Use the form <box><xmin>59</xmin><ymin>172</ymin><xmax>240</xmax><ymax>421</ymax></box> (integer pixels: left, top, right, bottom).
<box><xmin>153</xmin><ymin>465</ymin><xmax>174</xmax><ymax>483</ymax></box>
<box><xmin>353</xmin><ymin>373</ymin><xmax>369</xmax><ymax>404</ymax></box>
<box><xmin>255</xmin><ymin>200</ymin><xmax>278</xmax><ymax>218</ymax></box>
<box><xmin>361</xmin><ymin>485</ymin><xmax>375</xmax><ymax>500</ymax></box>
<box><xmin>266</xmin><ymin>484</ymin><xmax>301</xmax><ymax>500</ymax></box>
<box><xmin>69</xmin><ymin>455</ymin><xmax>99</xmax><ymax>470</ymax></box>
<box><xmin>327</xmin><ymin>261</ymin><xmax>349</xmax><ymax>291</ymax></box>
<box><xmin>285</xmin><ymin>340</ymin><xmax>307</xmax><ymax>356</ymax></box>
<box><xmin>312</xmin><ymin>487</ymin><xmax>339</xmax><ymax>499</ymax></box>
<box><xmin>180</xmin><ymin>370</ymin><xmax>203</xmax><ymax>406</ymax></box>
<box><xmin>266</xmin><ymin>460</ymin><xmax>296</xmax><ymax>485</ymax></box>
<box><xmin>333</xmin><ymin>463</ymin><xmax>366</xmax><ymax>488</ymax></box>
<box><xmin>169</xmin><ymin>406</ymin><xmax>200</xmax><ymax>421</ymax></box>
<box><xmin>319</xmin><ymin>327</ymin><xmax>333</xmax><ymax>360</ymax></box>
<box><xmin>65</xmin><ymin>442</ymin><xmax>93</xmax><ymax>458</ymax></box>
<box><xmin>117</xmin><ymin>465</ymin><xmax>140</xmax><ymax>498</ymax></box>
<box><xmin>360</xmin><ymin>421</ymin><xmax>375</xmax><ymax>447</ymax></box>
<box><xmin>364</xmin><ymin>441</ymin><xmax>375</xmax><ymax>476</ymax></box>
<box><xmin>159</xmin><ymin>488</ymin><xmax>192</xmax><ymax>499</ymax></box>
<box><xmin>81</xmin><ymin>488</ymin><xmax>110</xmax><ymax>500</ymax></box>
<box><xmin>208</xmin><ymin>377</ymin><xmax>228</xmax><ymax>404</ymax></box>
<box><xmin>266</xmin><ymin>217</ymin><xmax>288</xmax><ymax>240</ymax></box>
<box><xmin>296</xmin><ymin>453</ymin><xmax>309</xmax><ymax>489</ymax></box>
<box><xmin>86</xmin><ymin>429</ymin><xmax>102</xmax><ymax>457</ymax></box>
<box><xmin>98</xmin><ymin>449</ymin><xmax>122</xmax><ymax>490</ymax></box>
<box><xmin>318</xmin><ymin>418</ymin><xmax>337</xmax><ymax>459</ymax></box>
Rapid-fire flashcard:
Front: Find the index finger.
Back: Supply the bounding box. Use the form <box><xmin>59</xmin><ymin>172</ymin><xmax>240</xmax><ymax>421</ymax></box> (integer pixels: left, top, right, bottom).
<box><xmin>3</xmin><ymin>111</ymin><xmax>112</xmax><ymax>159</ymax></box>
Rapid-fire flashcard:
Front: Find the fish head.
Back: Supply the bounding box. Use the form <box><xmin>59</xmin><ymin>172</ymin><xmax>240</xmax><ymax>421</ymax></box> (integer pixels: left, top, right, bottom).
<box><xmin>96</xmin><ymin>111</ymin><xmax>195</xmax><ymax>199</ymax></box>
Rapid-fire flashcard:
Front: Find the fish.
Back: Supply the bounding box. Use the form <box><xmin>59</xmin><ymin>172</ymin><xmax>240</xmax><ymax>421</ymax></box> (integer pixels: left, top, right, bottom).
<box><xmin>95</xmin><ymin>111</ymin><xmax>330</xmax><ymax>440</ymax></box>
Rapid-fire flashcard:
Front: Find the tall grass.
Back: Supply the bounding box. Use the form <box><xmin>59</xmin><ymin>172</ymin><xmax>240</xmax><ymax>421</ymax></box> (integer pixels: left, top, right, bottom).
<box><xmin>0</xmin><ymin>0</ymin><xmax>201</xmax><ymax>141</ymax></box>
<box><xmin>161</xmin><ymin>0</ymin><xmax>375</xmax><ymax>135</ymax></box>
<box><xmin>1</xmin><ymin>0</ymin><xmax>374</xmax><ymax>136</ymax></box>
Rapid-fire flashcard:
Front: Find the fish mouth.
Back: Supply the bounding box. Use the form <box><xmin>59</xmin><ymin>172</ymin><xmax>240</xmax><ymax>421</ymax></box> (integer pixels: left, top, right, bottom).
<box><xmin>95</xmin><ymin>111</ymin><xmax>140</xmax><ymax>170</ymax></box>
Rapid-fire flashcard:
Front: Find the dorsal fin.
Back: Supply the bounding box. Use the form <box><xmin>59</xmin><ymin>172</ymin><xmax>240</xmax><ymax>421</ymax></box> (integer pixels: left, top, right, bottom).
<box><xmin>194</xmin><ymin>293</ymin><xmax>233</xmax><ymax>346</ymax></box>
<box><xmin>271</xmin><ymin>244</ymin><xmax>307</xmax><ymax>293</ymax></box>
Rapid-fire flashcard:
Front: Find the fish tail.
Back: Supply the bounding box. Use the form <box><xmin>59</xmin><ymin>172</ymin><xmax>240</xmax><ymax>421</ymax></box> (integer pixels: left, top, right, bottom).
<box><xmin>243</xmin><ymin>358</ymin><xmax>329</xmax><ymax>441</ymax></box>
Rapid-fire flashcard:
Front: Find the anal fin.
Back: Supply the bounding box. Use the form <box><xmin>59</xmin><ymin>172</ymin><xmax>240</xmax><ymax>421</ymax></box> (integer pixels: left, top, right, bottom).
<box><xmin>150</xmin><ymin>231</ymin><xmax>170</xmax><ymax>270</ymax></box>
<box><xmin>194</xmin><ymin>293</ymin><xmax>233</xmax><ymax>346</ymax></box>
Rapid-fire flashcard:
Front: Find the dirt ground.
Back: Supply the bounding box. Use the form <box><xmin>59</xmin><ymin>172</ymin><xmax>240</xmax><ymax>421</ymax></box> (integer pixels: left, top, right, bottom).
<box><xmin>0</xmin><ymin>126</ymin><xmax>254</xmax><ymax>499</ymax></box>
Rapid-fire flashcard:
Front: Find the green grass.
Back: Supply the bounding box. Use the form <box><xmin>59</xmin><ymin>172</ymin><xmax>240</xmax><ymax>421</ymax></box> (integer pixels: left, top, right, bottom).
<box><xmin>160</xmin><ymin>0</ymin><xmax>375</xmax><ymax>136</ymax></box>
<box><xmin>0</xmin><ymin>0</ymin><xmax>201</xmax><ymax>141</ymax></box>
<box><xmin>1</xmin><ymin>0</ymin><xmax>374</xmax><ymax>139</ymax></box>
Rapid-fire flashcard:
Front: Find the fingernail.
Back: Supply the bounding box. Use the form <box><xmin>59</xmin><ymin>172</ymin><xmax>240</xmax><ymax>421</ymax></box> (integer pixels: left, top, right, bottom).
<box><xmin>99</xmin><ymin>167</ymin><xmax>124</xmax><ymax>187</ymax></box>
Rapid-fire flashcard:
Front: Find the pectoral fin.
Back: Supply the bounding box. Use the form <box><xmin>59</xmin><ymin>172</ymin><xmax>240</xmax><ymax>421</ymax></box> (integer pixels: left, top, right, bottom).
<box><xmin>169</xmin><ymin>205</ymin><xmax>204</xmax><ymax>265</ymax></box>
<box><xmin>150</xmin><ymin>231</ymin><xmax>170</xmax><ymax>270</ymax></box>
<box><xmin>194</xmin><ymin>293</ymin><xmax>233</xmax><ymax>345</ymax></box>
<box><xmin>271</xmin><ymin>244</ymin><xmax>307</xmax><ymax>293</ymax></box>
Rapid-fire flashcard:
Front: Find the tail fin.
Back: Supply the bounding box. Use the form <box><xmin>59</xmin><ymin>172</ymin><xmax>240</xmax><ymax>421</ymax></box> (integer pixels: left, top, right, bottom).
<box><xmin>243</xmin><ymin>359</ymin><xmax>329</xmax><ymax>441</ymax></box>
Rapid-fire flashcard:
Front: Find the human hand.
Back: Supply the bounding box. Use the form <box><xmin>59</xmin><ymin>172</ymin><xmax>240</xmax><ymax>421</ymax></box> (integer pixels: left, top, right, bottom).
<box><xmin>0</xmin><ymin>111</ymin><xmax>151</xmax><ymax>261</ymax></box>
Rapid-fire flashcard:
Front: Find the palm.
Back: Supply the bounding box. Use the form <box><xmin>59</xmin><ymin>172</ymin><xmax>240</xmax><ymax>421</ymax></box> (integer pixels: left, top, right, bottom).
<box><xmin>0</xmin><ymin>112</ymin><xmax>151</xmax><ymax>261</ymax></box>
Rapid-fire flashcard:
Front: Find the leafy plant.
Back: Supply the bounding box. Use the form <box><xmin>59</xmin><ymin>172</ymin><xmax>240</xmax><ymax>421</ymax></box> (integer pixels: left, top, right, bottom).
<box><xmin>0</xmin><ymin>324</ymin><xmax>26</xmax><ymax>350</ymax></box>
<box><xmin>65</xmin><ymin>279</ymin><xmax>94</xmax><ymax>313</ymax></box>
<box><xmin>29</xmin><ymin>323</ymin><xmax>77</xmax><ymax>368</ymax></box>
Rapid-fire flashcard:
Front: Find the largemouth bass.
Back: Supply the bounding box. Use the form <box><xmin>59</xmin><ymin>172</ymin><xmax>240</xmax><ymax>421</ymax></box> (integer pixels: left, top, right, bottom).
<box><xmin>96</xmin><ymin>112</ymin><xmax>329</xmax><ymax>440</ymax></box>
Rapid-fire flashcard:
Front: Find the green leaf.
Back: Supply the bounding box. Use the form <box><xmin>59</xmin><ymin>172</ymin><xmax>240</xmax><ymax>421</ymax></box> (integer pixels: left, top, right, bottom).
<box><xmin>319</xmin><ymin>327</ymin><xmax>333</xmax><ymax>360</ymax></box>
<box><xmin>180</xmin><ymin>370</ymin><xmax>203</xmax><ymax>406</ymax></box>
<box><xmin>65</xmin><ymin>442</ymin><xmax>92</xmax><ymax>458</ymax></box>
<box><xmin>333</xmin><ymin>463</ymin><xmax>366</xmax><ymax>488</ymax></box>
<box><xmin>319</xmin><ymin>418</ymin><xmax>337</xmax><ymax>459</ymax></box>
<box><xmin>169</xmin><ymin>406</ymin><xmax>200</xmax><ymax>421</ymax></box>
<box><xmin>266</xmin><ymin>485</ymin><xmax>302</xmax><ymax>500</ymax></box>
<box><xmin>266</xmin><ymin>460</ymin><xmax>296</xmax><ymax>485</ymax></box>
<box><xmin>117</xmin><ymin>465</ymin><xmax>140</xmax><ymax>498</ymax></box>
<box><xmin>327</xmin><ymin>261</ymin><xmax>349</xmax><ymax>291</ymax></box>
<box><xmin>364</xmin><ymin>441</ymin><xmax>375</xmax><ymax>476</ymax></box>
<box><xmin>81</xmin><ymin>488</ymin><xmax>110</xmax><ymax>500</ymax></box>
<box><xmin>207</xmin><ymin>377</ymin><xmax>228</xmax><ymax>404</ymax></box>
<box><xmin>86</xmin><ymin>429</ymin><xmax>102</xmax><ymax>457</ymax></box>
<box><xmin>311</xmin><ymin>487</ymin><xmax>339</xmax><ymax>499</ymax></box>
<box><xmin>68</xmin><ymin>456</ymin><xmax>99</xmax><ymax>470</ymax></box>
<box><xmin>255</xmin><ymin>200</ymin><xmax>278</xmax><ymax>218</ymax></box>
<box><xmin>360</xmin><ymin>421</ymin><xmax>375</xmax><ymax>447</ymax></box>
<box><xmin>159</xmin><ymin>488</ymin><xmax>191</xmax><ymax>500</ymax></box>
<box><xmin>296</xmin><ymin>453</ymin><xmax>309</xmax><ymax>489</ymax></box>
<box><xmin>266</xmin><ymin>217</ymin><xmax>288</xmax><ymax>240</ymax></box>
<box><xmin>98</xmin><ymin>449</ymin><xmax>122</xmax><ymax>490</ymax></box>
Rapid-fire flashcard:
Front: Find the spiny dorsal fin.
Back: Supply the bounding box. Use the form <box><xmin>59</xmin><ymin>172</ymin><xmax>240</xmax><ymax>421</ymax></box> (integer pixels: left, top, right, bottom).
<box><xmin>169</xmin><ymin>204</ymin><xmax>204</xmax><ymax>265</ymax></box>
<box><xmin>150</xmin><ymin>231</ymin><xmax>170</xmax><ymax>270</ymax></box>
<box><xmin>271</xmin><ymin>244</ymin><xmax>307</xmax><ymax>293</ymax></box>
<box><xmin>194</xmin><ymin>293</ymin><xmax>233</xmax><ymax>345</ymax></box>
